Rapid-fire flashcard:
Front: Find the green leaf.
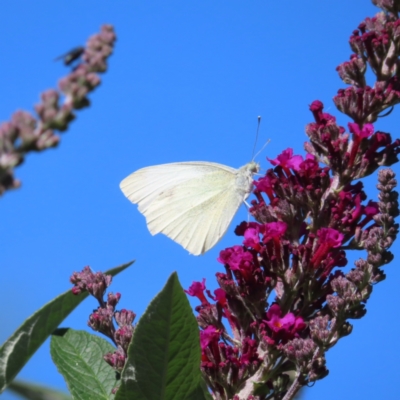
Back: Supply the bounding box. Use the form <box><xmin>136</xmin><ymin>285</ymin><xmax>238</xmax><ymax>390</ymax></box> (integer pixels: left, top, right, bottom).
<box><xmin>7</xmin><ymin>379</ymin><xmax>72</xmax><ymax>400</ymax></box>
<box><xmin>0</xmin><ymin>261</ymin><xmax>133</xmax><ymax>394</ymax></box>
<box><xmin>51</xmin><ymin>329</ymin><xmax>117</xmax><ymax>400</ymax></box>
<box><xmin>115</xmin><ymin>272</ymin><xmax>208</xmax><ymax>400</ymax></box>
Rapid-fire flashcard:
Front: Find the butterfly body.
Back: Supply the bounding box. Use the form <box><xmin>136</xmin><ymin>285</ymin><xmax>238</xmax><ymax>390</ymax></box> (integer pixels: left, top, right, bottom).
<box><xmin>55</xmin><ymin>46</ymin><xmax>85</xmax><ymax>66</ymax></box>
<box><xmin>120</xmin><ymin>161</ymin><xmax>259</xmax><ymax>255</ymax></box>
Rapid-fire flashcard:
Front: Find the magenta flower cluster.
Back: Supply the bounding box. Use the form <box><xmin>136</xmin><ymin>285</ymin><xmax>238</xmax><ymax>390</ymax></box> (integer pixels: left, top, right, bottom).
<box><xmin>70</xmin><ymin>266</ymin><xmax>135</xmax><ymax>374</ymax></box>
<box><xmin>0</xmin><ymin>25</ymin><xmax>116</xmax><ymax>196</ymax></box>
<box><xmin>185</xmin><ymin>3</ymin><xmax>400</xmax><ymax>399</ymax></box>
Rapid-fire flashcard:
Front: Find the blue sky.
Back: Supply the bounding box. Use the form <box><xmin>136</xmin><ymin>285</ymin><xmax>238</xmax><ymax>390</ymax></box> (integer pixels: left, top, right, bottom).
<box><xmin>1</xmin><ymin>1</ymin><xmax>399</xmax><ymax>399</ymax></box>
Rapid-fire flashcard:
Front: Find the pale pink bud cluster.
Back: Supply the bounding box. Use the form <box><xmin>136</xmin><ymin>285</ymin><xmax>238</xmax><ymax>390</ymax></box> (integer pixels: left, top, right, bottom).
<box><xmin>0</xmin><ymin>25</ymin><xmax>116</xmax><ymax>196</ymax></box>
<box><xmin>70</xmin><ymin>266</ymin><xmax>136</xmax><ymax>373</ymax></box>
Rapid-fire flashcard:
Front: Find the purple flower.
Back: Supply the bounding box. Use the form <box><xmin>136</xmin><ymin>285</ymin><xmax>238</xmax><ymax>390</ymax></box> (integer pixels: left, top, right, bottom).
<box><xmin>243</xmin><ymin>224</ymin><xmax>262</xmax><ymax>251</ymax></box>
<box><xmin>218</xmin><ymin>245</ymin><xmax>253</xmax><ymax>271</ymax></box>
<box><xmin>318</xmin><ymin>227</ymin><xmax>344</xmax><ymax>248</ymax></box>
<box><xmin>348</xmin><ymin>122</ymin><xmax>374</xmax><ymax>139</ymax></box>
<box><xmin>253</xmin><ymin>174</ymin><xmax>276</xmax><ymax>201</ymax></box>
<box><xmin>262</xmin><ymin>221</ymin><xmax>287</xmax><ymax>242</ymax></box>
<box><xmin>311</xmin><ymin>228</ymin><xmax>344</xmax><ymax>269</ymax></box>
<box><xmin>348</xmin><ymin>123</ymin><xmax>375</xmax><ymax>167</ymax></box>
<box><xmin>213</xmin><ymin>288</ymin><xmax>227</xmax><ymax>306</ymax></box>
<box><xmin>268</xmin><ymin>148</ymin><xmax>304</xmax><ymax>172</ymax></box>
<box><xmin>263</xmin><ymin>304</ymin><xmax>306</xmax><ymax>343</ymax></box>
<box><xmin>184</xmin><ymin>279</ymin><xmax>209</xmax><ymax>305</ymax></box>
<box><xmin>298</xmin><ymin>154</ymin><xmax>320</xmax><ymax>177</ymax></box>
<box><xmin>200</xmin><ymin>326</ymin><xmax>220</xmax><ymax>349</ymax></box>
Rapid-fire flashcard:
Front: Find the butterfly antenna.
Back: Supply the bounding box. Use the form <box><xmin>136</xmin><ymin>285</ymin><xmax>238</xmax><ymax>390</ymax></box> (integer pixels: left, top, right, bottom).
<box><xmin>253</xmin><ymin>138</ymin><xmax>271</xmax><ymax>160</ymax></box>
<box><xmin>251</xmin><ymin>116</ymin><xmax>262</xmax><ymax>160</ymax></box>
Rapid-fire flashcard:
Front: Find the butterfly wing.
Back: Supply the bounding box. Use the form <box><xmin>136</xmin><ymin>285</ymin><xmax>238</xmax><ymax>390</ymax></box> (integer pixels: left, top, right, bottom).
<box><xmin>120</xmin><ymin>162</ymin><xmax>248</xmax><ymax>255</ymax></box>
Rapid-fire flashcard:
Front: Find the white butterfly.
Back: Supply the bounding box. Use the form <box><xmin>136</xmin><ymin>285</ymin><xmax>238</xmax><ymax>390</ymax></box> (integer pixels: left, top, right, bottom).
<box><xmin>120</xmin><ymin>161</ymin><xmax>260</xmax><ymax>255</ymax></box>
